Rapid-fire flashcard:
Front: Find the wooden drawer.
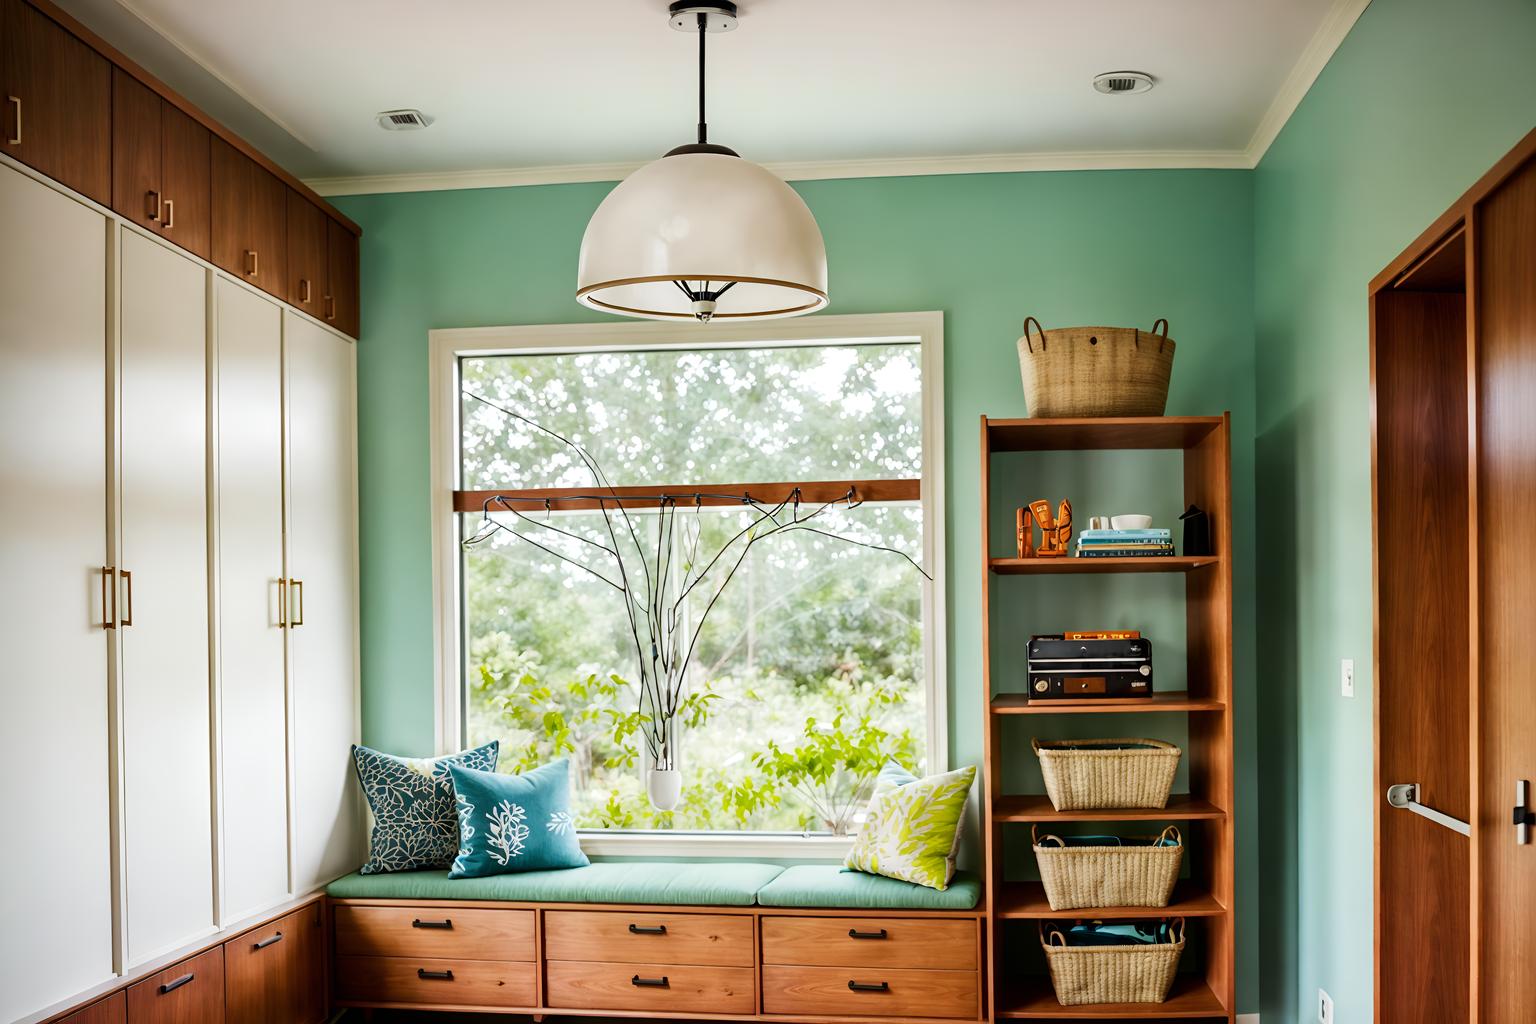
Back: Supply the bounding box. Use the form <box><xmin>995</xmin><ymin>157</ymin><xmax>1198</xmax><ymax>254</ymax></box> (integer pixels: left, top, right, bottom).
<box><xmin>125</xmin><ymin>946</ymin><xmax>224</xmax><ymax>1023</ymax></box>
<box><xmin>545</xmin><ymin>909</ymin><xmax>754</xmax><ymax>967</ymax></box>
<box><xmin>334</xmin><ymin>903</ymin><xmax>535</xmax><ymax>961</ymax></box>
<box><xmin>335</xmin><ymin>955</ymin><xmax>535</xmax><ymax>1008</ymax></box>
<box><xmin>546</xmin><ymin>960</ymin><xmax>755</xmax><ymax>1015</ymax></box>
<box><xmin>763</xmin><ymin>965</ymin><xmax>978</xmax><ymax>1020</ymax></box>
<box><xmin>762</xmin><ymin>916</ymin><xmax>979</xmax><ymax>971</ymax></box>
<box><xmin>226</xmin><ymin>902</ymin><xmax>325</xmax><ymax>1024</ymax></box>
<box><xmin>58</xmin><ymin>992</ymin><xmax>123</xmax><ymax>1024</ymax></box>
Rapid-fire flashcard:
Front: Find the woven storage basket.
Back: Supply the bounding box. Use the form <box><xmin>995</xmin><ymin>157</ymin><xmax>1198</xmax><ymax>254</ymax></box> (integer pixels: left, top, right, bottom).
<box><xmin>1033</xmin><ymin>738</ymin><xmax>1181</xmax><ymax>811</ymax></box>
<box><xmin>1041</xmin><ymin>920</ymin><xmax>1185</xmax><ymax>1006</ymax></box>
<box><xmin>1016</xmin><ymin>317</ymin><xmax>1175</xmax><ymax>418</ymax></box>
<box><xmin>1032</xmin><ymin>825</ymin><xmax>1183</xmax><ymax>911</ymax></box>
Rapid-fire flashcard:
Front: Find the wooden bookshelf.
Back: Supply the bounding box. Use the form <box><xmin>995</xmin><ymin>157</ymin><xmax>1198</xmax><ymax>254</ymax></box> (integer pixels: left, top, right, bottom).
<box><xmin>978</xmin><ymin>414</ymin><xmax>1236</xmax><ymax>1023</ymax></box>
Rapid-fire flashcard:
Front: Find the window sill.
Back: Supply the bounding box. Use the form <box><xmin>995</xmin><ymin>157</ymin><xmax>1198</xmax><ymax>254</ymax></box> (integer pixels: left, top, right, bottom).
<box><xmin>576</xmin><ymin>830</ymin><xmax>854</xmax><ymax>861</ymax></box>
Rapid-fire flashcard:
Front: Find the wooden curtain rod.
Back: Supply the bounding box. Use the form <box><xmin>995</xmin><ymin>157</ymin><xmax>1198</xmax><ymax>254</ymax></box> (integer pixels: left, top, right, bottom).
<box><xmin>452</xmin><ymin>478</ymin><xmax>920</xmax><ymax>513</ymax></box>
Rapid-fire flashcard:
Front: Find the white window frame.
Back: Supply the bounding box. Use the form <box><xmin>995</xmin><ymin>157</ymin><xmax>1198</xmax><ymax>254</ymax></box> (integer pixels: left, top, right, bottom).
<box><xmin>428</xmin><ymin>311</ymin><xmax>946</xmax><ymax>859</ymax></box>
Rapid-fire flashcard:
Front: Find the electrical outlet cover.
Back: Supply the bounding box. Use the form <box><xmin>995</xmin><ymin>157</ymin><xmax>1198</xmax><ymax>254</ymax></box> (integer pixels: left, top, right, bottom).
<box><xmin>1319</xmin><ymin>988</ymin><xmax>1334</xmax><ymax>1024</ymax></box>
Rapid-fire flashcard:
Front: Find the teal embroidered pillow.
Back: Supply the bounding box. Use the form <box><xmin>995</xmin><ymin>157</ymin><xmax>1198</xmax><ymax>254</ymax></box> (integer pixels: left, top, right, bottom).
<box><xmin>447</xmin><ymin>759</ymin><xmax>589</xmax><ymax>878</ymax></box>
<box><xmin>844</xmin><ymin>761</ymin><xmax>975</xmax><ymax>890</ymax></box>
<box><xmin>352</xmin><ymin>741</ymin><xmax>498</xmax><ymax>874</ymax></box>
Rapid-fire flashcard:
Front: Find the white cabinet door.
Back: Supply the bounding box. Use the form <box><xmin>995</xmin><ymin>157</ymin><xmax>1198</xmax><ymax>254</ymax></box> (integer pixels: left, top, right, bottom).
<box><xmin>214</xmin><ymin>278</ymin><xmax>290</xmax><ymax>920</ymax></box>
<box><xmin>118</xmin><ymin>230</ymin><xmax>215</xmax><ymax>964</ymax></box>
<box><xmin>284</xmin><ymin>312</ymin><xmax>363</xmax><ymax>892</ymax></box>
<box><xmin>0</xmin><ymin>166</ymin><xmax>115</xmax><ymax>1018</ymax></box>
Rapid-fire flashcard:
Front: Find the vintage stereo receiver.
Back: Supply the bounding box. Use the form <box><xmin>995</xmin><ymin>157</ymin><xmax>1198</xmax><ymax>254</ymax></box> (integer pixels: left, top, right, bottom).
<box><xmin>1027</xmin><ymin>633</ymin><xmax>1153</xmax><ymax>701</ymax></box>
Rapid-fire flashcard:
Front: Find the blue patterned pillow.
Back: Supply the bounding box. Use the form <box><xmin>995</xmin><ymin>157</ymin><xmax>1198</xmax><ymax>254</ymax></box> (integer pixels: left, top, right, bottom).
<box><xmin>352</xmin><ymin>741</ymin><xmax>498</xmax><ymax>874</ymax></box>
<box><xmin>447</xmin><ymin>759</ymin><xmax>589</xmax><ymax>878</ymax></box>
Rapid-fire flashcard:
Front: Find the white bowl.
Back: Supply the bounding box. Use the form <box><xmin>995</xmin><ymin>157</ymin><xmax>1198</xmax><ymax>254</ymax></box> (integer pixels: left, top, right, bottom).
<box><xmin>1111</xmin><ymin>514</ymin><xmax>1153</xmax><ymax>530</ymax></box>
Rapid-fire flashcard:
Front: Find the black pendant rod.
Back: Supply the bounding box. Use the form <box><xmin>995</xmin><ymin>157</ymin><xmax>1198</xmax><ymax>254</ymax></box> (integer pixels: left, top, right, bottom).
<box><xmin>697</xmin><ymin>12</ymin><xmax>708</xmax><ymax>145</ymax></box>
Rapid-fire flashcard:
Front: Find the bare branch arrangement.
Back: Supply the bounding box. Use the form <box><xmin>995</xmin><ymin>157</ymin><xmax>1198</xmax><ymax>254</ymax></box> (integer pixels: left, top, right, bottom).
<box><xmin>460</xmin><ymin>391</ymin><xmax>930</xmax><ymax>788</ymax></box>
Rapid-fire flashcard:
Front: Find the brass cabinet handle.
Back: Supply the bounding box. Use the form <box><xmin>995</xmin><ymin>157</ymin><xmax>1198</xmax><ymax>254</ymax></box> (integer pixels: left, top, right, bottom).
<box><xmin>252</xmin><ymin>931</ymin><xmax>284</xmax><ymax>950</ymax></box>
<box><xmin>324</xmin><ymin>294</ymin><xmax>336</xmax><ymax>321</ymax></box>
<box><xmin>277</xmin><ymin>576</ymin><xmax>287</xmax><ymax>628</ymax></box>
<box><xmin>158</xmin><ymin>973</ymin><xmax>194</xmax><ymax>995</ymax></box>
<box><xmin>290</xmin><ymin>579</ymin><xmax>304</xmax><ymax>626</ymax></box>
<box><xmin>146</xmin><ymin>190</ymin><xmax>161</xmax><ymax>222</ymax></box>
<box><xmin>102</xmin><ymin>566</ymin><xmax>116</xmax><ymax>629</ymax></box>
<box><xmin>299</xmin><ymin>278</ymin><xmax>311</xmax><ymax>304</ymax></box>
<box><xmin>162</xmin><ymin>198</ymin><xmax>174</xmax><ymax>230</ymax></box>
<box><xmin>120</xmin><ymin>569</ymin><xmax>133</xmax><ymax>626</ymax></box>
<box><xmin>6</xmin><ymin>96</ymin><xmax>19</xmax><ymax>145</ymax></box>
<box><xmin>246</xmin><ymin>249</ymin><xmax>258</xmax><ymax>277</ymax></box>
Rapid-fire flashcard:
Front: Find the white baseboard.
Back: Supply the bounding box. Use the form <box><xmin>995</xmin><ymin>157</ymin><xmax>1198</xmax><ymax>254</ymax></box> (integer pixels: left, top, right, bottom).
<box><xmin>1238</xmin><ymin>1014</ymin><xmax>1261</xmax><ymax>1024</ymax></box>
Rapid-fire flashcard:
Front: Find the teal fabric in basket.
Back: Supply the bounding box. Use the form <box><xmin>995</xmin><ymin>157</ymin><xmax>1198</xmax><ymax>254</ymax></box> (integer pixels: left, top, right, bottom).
<box><xmin>756</xmin><ymin>864</ymin><xmax>982</xmax><ymax>910</ymax></box>
<box><xmin>327</xmin><ymin>861</ymin><xmax>785</xmax><ymax>906</ymax></box>
<box><xmin>447</xmin><ymin>759</ymin><xmax>588</xmax><ymax>878</ymax></box>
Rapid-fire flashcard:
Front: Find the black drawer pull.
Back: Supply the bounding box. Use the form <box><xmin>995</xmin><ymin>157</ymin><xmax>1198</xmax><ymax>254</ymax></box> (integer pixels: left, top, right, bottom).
<box><xmin>417</xmin><ymin>968</ymin><xmax>455</xmax><ymax>981</ymax></box>
<box><xmin>158</xmin><ymin>973</ymin><xmax>194</xmax><ymax>995</ymax></box>
<box><xmin>848</xmin><ymin>980</ymin><xmax>890</xmax><ymax>993</ymax></box>
<box><xmin>848</xmin><ymin>928</ymin><xmax>888</xmax><ymax>940</ymax></box>
<box><xmin>253</xmin><ymin>931</ymin><xmax>284</xmax><ymax>950</ymax></box>
<box><xmin>412</xmin><ymin>918</ymin><xmax>454</xmax><ymax>930</ymax></box>
<box><xmin>632</xmin><ymin>975</ymin><xmax>670</xmax><ymax>988</ymax></box>
<box><xmin>628</xmin><ymin>923</ymin><xmax>667</xmax><ymax>935</ymax></box>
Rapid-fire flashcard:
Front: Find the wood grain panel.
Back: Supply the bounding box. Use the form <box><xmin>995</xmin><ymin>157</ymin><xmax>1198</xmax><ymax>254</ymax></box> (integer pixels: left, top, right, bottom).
<box><xmin>545</xmin><ymin>910</ymin><xmax>753</xmax><ymax>967</ymax></box>
<box><xmin>286</xmin><ymin>189</ymin><xmax>326</xmax><ymax>315</ymax></box>
<box><xmin>225</xmin><ymin>903</ymin><xmax>325</xmax><ymax>1024</ymax></box>
<box><xmin>57</xmin><ymin>992</ymin><xmax>123</xmax><ymax>1024</ymax></box>
<box><xmin>111</xmin><ymin>66</ymin><xmax>160</xmax><ymax>230</ymax></box>
<box><xmin>158</xmin><ymin>103</ymin><xmax>209</xmax><ymax>260</ymax></box>
<box><xmin>335</xmin><ymin>955</ymin><xmax>535</xmax><ymax>1008</ymax></box>
<box><xmin>325</xmin><ymin>216</ymin><xmax>359</xmax><ymax>337</ymax></box>
<box><xmin>762</xmin><ymin>965</ymin><xmax>978</xmax><ymax>1019</ymax></box>
<box><xmin>211</xmin><ymin>137</ymin><xmax>286</xmax><ymax>300</ymax></box>
<box><xmin>1473</xmin><ymin>152</ymin><xmax>1536</xmax><ymax>1024</ymax></box>
<box><xmin>124</xmin><ymin>947</ymin><xmax>224</xmax><ymax>1024</ymax></box>
<box><xmin>761</xmin><ymin>917</ymin><xmax>977</xmax><ymax>970</ymax></box>
<box><xmin>455</xmin><ymin>477</ymin><xmax>920</xmax><ymax>513</ymax></box>
<box><xmin>544</xmin><ymin>960</ymin><xmax>755</xmax><ymax>1015</ymax></box>
<box><xmin>1373</xmin><ymin>288</ymin><xmax>1470</xmax><ymax>1024</ymax></box>
<box><xmin>334</xmin><ymin>905</ymin><xmax>534</xmax><ymax>961</ymax></box>
<box><xmin>0</xmin><ymin>0</ymin><xmax>111</xmax><ymax>203</ymax></box>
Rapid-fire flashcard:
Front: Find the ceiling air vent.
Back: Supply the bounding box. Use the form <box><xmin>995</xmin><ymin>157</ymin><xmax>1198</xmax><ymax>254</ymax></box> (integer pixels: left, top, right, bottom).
<box><xmin>376</xmin><ymin>109</ymin><xmax>434</xmax><ymax>131</ymax></box>
<box><xmin>1092</xmin><ymin>71</ymin><xmax>1155</xmax><ymax>96</ymax></box>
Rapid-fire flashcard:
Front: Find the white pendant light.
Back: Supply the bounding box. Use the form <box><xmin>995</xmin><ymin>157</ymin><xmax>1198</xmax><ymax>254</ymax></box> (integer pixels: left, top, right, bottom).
<box><xmin>576</xmin><ymin>2</ymin><xmax>828</xmax><ymax>323</ymax></box>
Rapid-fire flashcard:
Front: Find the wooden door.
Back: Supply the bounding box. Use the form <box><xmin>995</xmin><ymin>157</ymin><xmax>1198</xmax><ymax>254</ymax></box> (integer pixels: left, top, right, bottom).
<box><xmin>124</xmin><ymin>946</ymin><xmax>224</xmax><ymax>1023</ymax></box>
<box><xmin>325</xmin><ymin>217</ymin><xmax>360</xmax><ymax>338</ymax></box>
<box><xmin>225</xmin><ymin>903</ymin><xmax>326</xmax><ymax>1024</ymax></box>
<box><xmin>0</xmin><ymin>0</ymin><xmax>111</xmax><ymax>203</ymax></box>
<box><xmin>159</xmin><ymin>104</ymin><xmax>210</xmax><ymax>260</ymax></box>
<box><xmin>58</xmin><ymin>991</ymin><xmax>124</xmax><ymax>1024</ymax></box>
<box><xmin>287</xmin><ymin>190</ymin><xmax>326</xmax><ymax>317</ymax></box>
<box><xmin>284</xmin><ymin>312</ymin><xmax>363</xmax><ymax>892</ymax></box>
<box><xmin>0</xmin><ymin>162</ymin><xmax>115</xmax><ymax>1021</ymax></box>
<box><xmin>1473</xmin><ymin>154</ymin><xmax>1536</xmax><ymax>1023</ymax></box>
<box><xmin>214</xmin><ymin>277</ymin><xmax>290</xmax><ymax>921</ymax></box>
<box><xmin>212</xmin><ymin>139</ymin><xmax>287</xmax><ymax>301</ymax></box>
<box><xmin>118</xmin><ymin>229</ymin><xmax>216</xmax><ymax>965</ymax></box>
<box><xmin>112</xmin><ymin>68</ymin><xmax>162</xmax><ymax>231</ymax></box>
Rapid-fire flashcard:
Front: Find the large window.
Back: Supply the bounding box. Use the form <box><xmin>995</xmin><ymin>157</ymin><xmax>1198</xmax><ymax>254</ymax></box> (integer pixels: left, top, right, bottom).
<box><xmin>433</xmin><ymin>315</ymin><xmax>943</xmax><ymax>850</ymax></box>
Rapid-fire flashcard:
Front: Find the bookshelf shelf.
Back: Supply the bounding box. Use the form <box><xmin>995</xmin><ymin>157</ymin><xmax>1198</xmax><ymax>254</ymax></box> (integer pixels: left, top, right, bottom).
<box><xmin>979</xmin><ymin>413</ymin><xmax>1236</xmax><ymax>1022</ymax></box>
<box><xmin>991</xmin><ymin>693</ymin><xmax>1226</xmax><ymax>715</ymax></box>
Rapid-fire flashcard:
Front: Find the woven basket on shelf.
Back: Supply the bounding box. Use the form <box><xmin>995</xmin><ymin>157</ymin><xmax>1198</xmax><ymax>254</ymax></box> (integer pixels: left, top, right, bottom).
<box><xmin>1033</xmin><ymin>737</ymin><xmax>1181</xmax><ymax>811</ymax></box>
<box><xmin>1015</xmin><ymin>317</ymin><xmax>1176</xmax><ymax>418</ymax></box>
<box><xmin>1032</xmin><ymin>824</ymin><xmax>1182</xmax><ymax>911</ymax></box>
<box><xmin>1041</xmin><ymin>920</ymin><xmax>1185</xmax><ymax>1006</ymax></box>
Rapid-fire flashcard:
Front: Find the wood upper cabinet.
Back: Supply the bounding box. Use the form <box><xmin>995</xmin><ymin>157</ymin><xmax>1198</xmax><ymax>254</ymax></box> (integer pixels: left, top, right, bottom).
<box><xmin>111</xmin><ymin>68</ymin><xmax>211</xmax><ymax>259</ymax></box>
<box><xmin>325</xmin><ymin>216</ymin><xmax>360</xmax><ymax>337</ymax></box>
<box><xmin>212</xmin><ymin>136</ymin><xmax>286</xmax><ymax>301</ymax></box>
<box><xmin>0</xmin><ymin>0</ymin><xmax>111</xmax><ymax>203</ymax></box>
<box><xmin>286</xmin><ymin>189</ymin><xmax>326</xmax><ymax>316</ymax></box>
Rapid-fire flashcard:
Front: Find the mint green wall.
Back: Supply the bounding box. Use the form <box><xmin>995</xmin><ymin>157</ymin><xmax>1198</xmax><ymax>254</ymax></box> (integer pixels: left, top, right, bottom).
<box><xmin>331</xmin><ymin>168</ymin><xmax>1260</xmax><ymax>1011</ymax></box>
<box><xmin>1253</xmin><ymin>0</ymin><xmax>1536</xmax><ymax>1020</ymax></box>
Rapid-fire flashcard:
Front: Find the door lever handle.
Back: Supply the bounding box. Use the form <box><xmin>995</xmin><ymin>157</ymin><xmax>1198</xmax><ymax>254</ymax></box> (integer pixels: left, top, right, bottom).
<box><xmin>1387</xmin><ymin>783</ymin><xmax>1469</xmax><ymax>836</ymax></box>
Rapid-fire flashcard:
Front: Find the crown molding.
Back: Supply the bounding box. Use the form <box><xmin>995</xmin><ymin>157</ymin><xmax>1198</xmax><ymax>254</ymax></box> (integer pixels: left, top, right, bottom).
<box><xmin>304</xmin><ymin>149</ymin><xmax>1253</xmax><ymax>197</ymax></box>
<box><xmin>1245</xmin><ymin>0</ymin><xmax>1372</xmax><ymax>165</ymax></box>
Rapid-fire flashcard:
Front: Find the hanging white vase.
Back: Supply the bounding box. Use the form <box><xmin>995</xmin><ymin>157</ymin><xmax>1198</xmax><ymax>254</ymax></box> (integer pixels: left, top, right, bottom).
<box><xmin>647</xmin><ymin>766</ymin><xmax>682</xmax><ymax>812</ymax></box>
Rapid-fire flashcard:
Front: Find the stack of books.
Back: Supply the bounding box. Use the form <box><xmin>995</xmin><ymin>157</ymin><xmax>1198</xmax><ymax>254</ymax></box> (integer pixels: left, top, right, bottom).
<box><xmin>1075</xmin><ymin>527</ymin><xmax>1175</xmax><ymax>558</ymax></box>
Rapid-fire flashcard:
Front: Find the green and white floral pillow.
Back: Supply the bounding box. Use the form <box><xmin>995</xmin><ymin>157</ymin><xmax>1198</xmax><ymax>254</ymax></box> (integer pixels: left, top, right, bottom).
<box><xmin>844</xmin><ymin>761</ymin><xmax>975</xmax><ymax>890</ymax></box>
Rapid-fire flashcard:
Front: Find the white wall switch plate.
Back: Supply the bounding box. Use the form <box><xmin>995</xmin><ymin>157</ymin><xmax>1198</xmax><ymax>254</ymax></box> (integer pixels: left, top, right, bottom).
<box><xmin>1319</xmin><ymin>987</ymin><xmax>1335</xmax><ymax>1024</ymax></box>
<box><xmin>1341</xmin><ymin>658</ymin><xmax>1354</xmax><ymax>698</ymax></box>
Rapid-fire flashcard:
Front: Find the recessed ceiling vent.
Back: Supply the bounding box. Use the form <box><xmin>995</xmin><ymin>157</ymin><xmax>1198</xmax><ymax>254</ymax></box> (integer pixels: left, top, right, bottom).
<box><xmin>1092</xmin><ymin>71</ymin><xmax>1155</xmax><ymax>95</ymax></box>
<box><xmin>376</xmin><ymin>109</ymin><xmax>434</xmax><ymax>131</ymax></box>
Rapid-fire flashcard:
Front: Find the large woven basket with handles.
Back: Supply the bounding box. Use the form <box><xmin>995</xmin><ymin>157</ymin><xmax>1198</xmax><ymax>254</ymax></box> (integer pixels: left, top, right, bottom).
<box><xmin>1041</xmin><ymin>919</ymin><xmax>1185</xmax><ymax>1006</ymax></box>
<box><xmin>1016</xmin><ymin>317</ymin><xmax>1175</xmax><ymax>417</ymax></box>
<box><xmin>1032</xmin><ymin>737</ymin><xmax>1181</xmax><ymax>811</ymax></box>
<box><xmin>1032</xmin><ymin>824</ymin><xmax>1183</xmax><ymax>911</ymax></box>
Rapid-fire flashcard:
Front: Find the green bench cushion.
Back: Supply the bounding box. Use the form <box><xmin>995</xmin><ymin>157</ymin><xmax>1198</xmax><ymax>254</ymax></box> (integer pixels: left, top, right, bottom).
<box><xmin>327</xmin><ymin>861</ymin><xmax>785</xmax><ymax>906</ymax></box>
<box><xmin>755</xmin><ymin>865</ymin><xmax>982</xmax><ymax>910</ymax></box>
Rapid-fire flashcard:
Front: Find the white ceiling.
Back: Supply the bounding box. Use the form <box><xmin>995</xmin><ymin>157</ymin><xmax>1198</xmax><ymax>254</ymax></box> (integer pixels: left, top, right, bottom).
<box><xmin>54</xmin><ymin>0</ymin><xmax>1365</xmax><ymax>194</ymax></box>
